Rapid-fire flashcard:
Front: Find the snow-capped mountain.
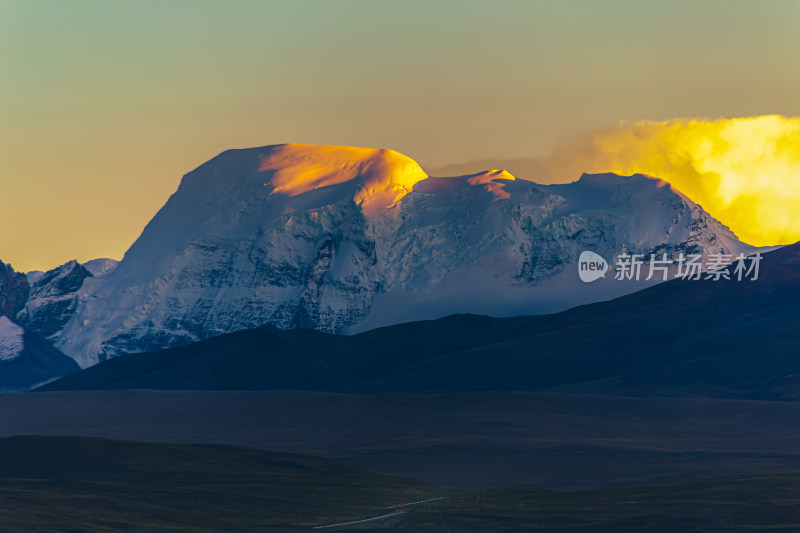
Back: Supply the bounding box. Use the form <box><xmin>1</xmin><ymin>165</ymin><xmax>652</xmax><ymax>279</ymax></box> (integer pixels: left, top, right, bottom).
<box><xmin>0</xmin><ymin>258</ymin><xmax>116</xmax><ymax>390</ymax></box>
<box><xmin>17</xmin><ymin>260</ymin><xmax>93</xmax><ymax>338</ymax></box>
<box><xmin>16</xmin><ymin>259</ymin><xmax>119</xmax><ymax>335</ymax></box>
<box><xmin>0</xmin><ymin>315</ymin><xmax>79</xmax><ymax>391</ymax></box>
<box><xmin>39</xmin><ymin>144</ymin><xmax>754</xmax><ymax>368</ymax></box>
<box><xmin>81</xmin><ymin>258</ymin><xmax>119</xmax><ymax>277</ymax></box>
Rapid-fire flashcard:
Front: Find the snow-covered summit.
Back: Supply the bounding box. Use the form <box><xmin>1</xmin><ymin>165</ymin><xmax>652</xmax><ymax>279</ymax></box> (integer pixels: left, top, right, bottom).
<box><xmin>257</xmin><ymin>144</ymin><xmax>427</xmax><ymax>216</ymax></box>
<box><xmin>31</xmin><ymin>144</ymin><xmax>756</xmax><ymax>367</ymax></box>
<box><xmin>82</xmin><ymin>258</ymin><xmax>119</xmax><ymax>277</ymax></box>
<box><xmin>112</xmin><ymin>144</ymin><xmax>426</xmax><ymax>285</ymax></box>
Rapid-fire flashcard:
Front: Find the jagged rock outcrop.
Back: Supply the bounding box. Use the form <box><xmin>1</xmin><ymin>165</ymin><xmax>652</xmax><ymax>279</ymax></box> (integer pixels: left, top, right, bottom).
<box><xmin>0</xmin><ymin>261</ymin><xmax>29</xmax><ymax>320</ymax></box>
<box><xmin>17</xmin><ymin>260</ymin><xmax>93</xmax><ymax>338</ymax></box>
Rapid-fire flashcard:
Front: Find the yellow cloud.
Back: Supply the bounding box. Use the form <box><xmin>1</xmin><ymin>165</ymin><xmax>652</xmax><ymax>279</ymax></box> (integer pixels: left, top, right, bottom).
<box><xmin>541</xmin><ymin>115</ymin><xmax>800</xmax><ymax>246</ymax></box>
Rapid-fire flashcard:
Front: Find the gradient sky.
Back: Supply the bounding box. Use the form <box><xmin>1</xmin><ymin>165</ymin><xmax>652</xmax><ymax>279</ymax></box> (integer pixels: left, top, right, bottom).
<box><xmin>2</xmin><ymin>0</ymin><xmax>800</xmax><ymax>272</ymax></box>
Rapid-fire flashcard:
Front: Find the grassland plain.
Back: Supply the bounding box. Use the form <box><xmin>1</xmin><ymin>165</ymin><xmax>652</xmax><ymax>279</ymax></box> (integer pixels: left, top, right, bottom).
<box><xmin>2</xmin><ymin>436</ymin><xmax>800</xmax><ymax>532</ymax></box>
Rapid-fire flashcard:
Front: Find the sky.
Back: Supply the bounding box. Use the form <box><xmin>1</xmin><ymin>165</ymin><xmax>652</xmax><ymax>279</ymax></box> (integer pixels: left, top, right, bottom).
<box><xmin>2</xmin><ymin>0</ymin><xmax>800</xmax><ymax>272</ymax></box>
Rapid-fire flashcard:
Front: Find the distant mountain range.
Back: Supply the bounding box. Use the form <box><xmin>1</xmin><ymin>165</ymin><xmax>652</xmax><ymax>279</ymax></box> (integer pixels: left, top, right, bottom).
<box><xmin>0</xmin><ymin>259</ymin><xmax>110</xmax><ymax>390</ymax></box>
<box><xmin>0</xmin><ymin>144</ymin><xmax>757</xmax><ymax>377</ymax></box>
<box><xmin>40</xmin><ymin>241</ymin><xmax>800</xmax><ymax>400</ymax></box>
